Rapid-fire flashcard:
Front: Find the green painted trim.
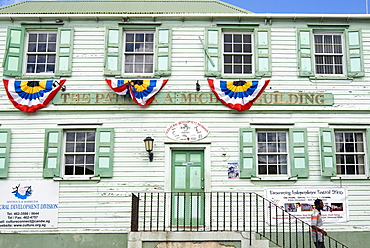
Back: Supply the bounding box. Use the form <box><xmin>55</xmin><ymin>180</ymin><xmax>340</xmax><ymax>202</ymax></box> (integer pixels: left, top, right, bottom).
<box><xmin>55</xmin><ymin>27</ymin><xmax>74</xmax><ymax>76</ymax></box>
<box><xmin>95</xmin><ymin>128</ymin><xmax>114</xmax><ymax>177</ymax></box>
<box><xmin>14</xmin><ymin>75</ymin><xmax>62</xmax><ymax>79</ymax></box>
<box><xmin>0</xmin><ymin>233</ymin><xmax>128</xmax><ymax>248</ymax></box>
<box><xmin>345</xmin><ymin>29</ymin><xmax>365</xmax><ymax>78</ymax></box>
<box><xmin>143</xmin><ymin>241</ymin><xmax>240</xmax><ymax>248</ymax></box>
<box><xmin>297</xmin><ymin>28</ymin><xmax>314</xmax><ymax>77</ymax></box>
<box><xmin>216</xmin><ymin>23</ymin><xmax>260</xmax><ymax>27</ymax></box>
<box><xmin>0</xmin><ymin>129</ymin><xmax>11</xmax><ymax>178</ymax></box>
<box><xmin>239</xmin><ymin>128</ymin><xmax>256</xmax><ymax>178</ymax></box>
<box><xmin>53</xmin><ymin>91</ymin><xmax>334</xmax><ymax>106</ymax></box>
<box><xmin>3</xmin><ymin>27</ymin><xmax>25</xmax><ymax>77</ymax></box>
<box><xmin>320</xmin><ymin>127</ymin><xmax>337</xmax><ymax>177</ymax></box>
<box><xmin>155</xmin><ymin>27</ymin><xmax>172</xmax><ymax>76</ymax></box>
<box><xmin>171</xmin><ymin>150</ymin><xmax>205</xmax><ymax>225</ymax></box>
<box><xmin>104</xmin><ymin>27</ymin><xmax>122</xmax><ymax>76</ymax></box>
<box><xmin>119</xmin><ymin>23</ymin><xmax>162</xmax><ymax>28</ymax></box>
<box><xmin>204</xmin><ymin>27</ymin><xmax>221</xmax><ymax>77</ymax></box>
<box><xmin>43</xmin><ymin>129</ymin><xmax>62</xmax><ymax>178</ymax></box>
<box><xmin>20</xmin><ymin>23</ymin><xmax>64</xmax><ymax>28</ymax></box>
<box><xmin>289</xmin><ymin>128</ymin><xmax>309</xmax><ymax>178</ymax></box>
<box><xmin>366</xmin><ymin>128</ymin><xmax>370</xmax><ymax>177</ymax></box>
<box><xmin>307</xmin><ymin>24</ymin><xmax>350</xmax><ymax>28</ymax></box>
<box><xmin>255</xmin><ymin>28</ymin><xmax>271</xmax><ymax>77</ymax></box>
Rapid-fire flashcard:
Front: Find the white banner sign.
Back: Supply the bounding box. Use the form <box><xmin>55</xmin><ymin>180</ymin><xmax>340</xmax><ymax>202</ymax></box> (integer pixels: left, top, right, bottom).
<box><xmin>0</xmin><ymin>181</ymin><xmax>59</xmax><ymax>228</ymax></box>
<box><xmin>265</xmin><ymin>187</ymin><xmax>348</xmax><ymax>224</ymax></box>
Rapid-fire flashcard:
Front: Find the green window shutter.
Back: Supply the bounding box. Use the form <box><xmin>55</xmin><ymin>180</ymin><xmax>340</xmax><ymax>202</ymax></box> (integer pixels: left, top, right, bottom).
<box><xmin>3</xmin><ymin>27</ymin><xmax>25</xmax><ymax>77</ymax></box>
<box><xmin>43</xmin><ymin>129</ymin><xmax>62</xmax><ymax>178</ymax></box>
<box><xmin>55</xmin><ymin>28</ymin><xmax>74</xmax><ymax>76</ymax></box>
<box><xmin>345</xmin><ymin>29</ymin><xmax>364</xmax><ymax>78</ymax></box>
<box><xmin>204</xmin><ymin>28</ymin><xmax>221</xmax><ymax>77</ymax></box>
<box><xmin>155</xmin><ymin>27</ymin><xmax>172</xmax><ymax>77</ymax></box>
<box><xmin>0</xmin><ymin>130</ymin><xmax>11</xmax><ymax>178</ymax></box>
<box><xmin>289</xmin><ymin>128</ymin><xmax>309</xmax><ymax>177</ymax></box>
<box><xmin>297</xmin><ymin>29</ymin><xmax>314</xmax><ymax>77</ymax></box>
<box><xmin>104</xmin><ymin>27</ymin><xmax>122</xmax><ymax>76</ymax></box>
<box><xmin>366</xmin><ymin>129</ymin><xmax>370</xmax><ymax>176</ymax></box>
<box><xmin>255</xmin><ymin>29</ymin><xmax>271</xmax><ymax>77</ymax></box>
<box><xmin>95</xmin><ymin>128</ymin><xmax>114</xmax><ymax>177</ymax></box>
<box><xmin>239</xmin><ymin>128</ymin><xmax>256</xmax><ymax>178</ymax></box>
<box><xmin>320</xmin><ymin>128</ymin><xmax>336</xmax><ymax>177</ymax></box>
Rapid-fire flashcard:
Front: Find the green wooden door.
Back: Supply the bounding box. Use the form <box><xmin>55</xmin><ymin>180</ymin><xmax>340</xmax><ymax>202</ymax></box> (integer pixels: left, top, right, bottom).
<box><xmin>171</xmin><ymin>150</ymin><xmax>204</xmax><ymax>226</ymax></box>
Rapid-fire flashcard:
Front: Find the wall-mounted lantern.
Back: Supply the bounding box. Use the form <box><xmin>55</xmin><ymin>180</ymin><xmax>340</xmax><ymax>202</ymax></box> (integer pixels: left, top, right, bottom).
<box><xmin>143</xmin><ymin>137</ymin><xmax>154</xmax><ymax>162</ymax></box>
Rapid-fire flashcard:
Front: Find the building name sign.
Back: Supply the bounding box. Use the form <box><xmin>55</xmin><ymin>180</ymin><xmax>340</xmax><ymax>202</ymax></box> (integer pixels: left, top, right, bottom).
<box><xmin>53</xmin><ymin>92</ymin><xmax>334</xmax><ymax>106</ymax></box>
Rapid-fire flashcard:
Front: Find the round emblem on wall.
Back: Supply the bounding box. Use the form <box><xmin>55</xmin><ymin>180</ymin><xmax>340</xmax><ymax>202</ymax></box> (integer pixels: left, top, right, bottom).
<box><xmin>165</xmin><ymin>120</ymin><xmax>209</xmax><ymax>142</ymax></box>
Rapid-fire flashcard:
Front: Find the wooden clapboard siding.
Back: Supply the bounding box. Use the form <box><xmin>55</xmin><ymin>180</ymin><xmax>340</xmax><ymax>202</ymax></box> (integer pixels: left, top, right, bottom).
<box><xmin>0</xmin><ymin>16</ymin><xmax>370</xmax><ymax>235</ymax></box>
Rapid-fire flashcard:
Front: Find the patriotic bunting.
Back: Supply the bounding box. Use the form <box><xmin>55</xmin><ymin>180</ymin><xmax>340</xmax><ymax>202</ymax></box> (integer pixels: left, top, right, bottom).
<box><xmin>3</xmin><ymin>79</ymin><xmax>66</xmax><ymax>113</ymax></box>
<box><xmin>207</xmin><ymin>78</ymin><xmax>270</xmax><ymax>111</ymax></box>
<box><xmin>105</xmin><ymin>78</ymin><xmax>168</xmax><ymax>106</ymax></box>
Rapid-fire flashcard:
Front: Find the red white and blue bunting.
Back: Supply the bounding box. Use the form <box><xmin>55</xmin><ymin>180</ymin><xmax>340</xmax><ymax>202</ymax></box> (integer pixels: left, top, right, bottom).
<box><xmin>106</xmin><ymin>78</ymin><xmax>168</xmax><ymax>106</ymax></box>
<box><xmin>3</xmin><ymin>79</ymin><xmax>66</xmax><ymax>113</ymax></box>
<box><xmin>207</xmin><ymin>78</ymin><xmax>270</xmax><ymax>111</ymax></box>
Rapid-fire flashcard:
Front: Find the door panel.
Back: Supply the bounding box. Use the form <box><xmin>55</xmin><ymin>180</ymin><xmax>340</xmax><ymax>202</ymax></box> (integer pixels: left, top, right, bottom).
<box><xmin>171</xmin><ymin>150</ymin><xmax>204</xmax><ymax>226</ymax></box>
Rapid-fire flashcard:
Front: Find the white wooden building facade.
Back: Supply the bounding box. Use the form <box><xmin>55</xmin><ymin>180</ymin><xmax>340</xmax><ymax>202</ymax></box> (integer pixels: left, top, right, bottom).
<box><xmin>0</xmin><ymin>0</ymin><xmax>369</xmax><ymax>247</ymax></box>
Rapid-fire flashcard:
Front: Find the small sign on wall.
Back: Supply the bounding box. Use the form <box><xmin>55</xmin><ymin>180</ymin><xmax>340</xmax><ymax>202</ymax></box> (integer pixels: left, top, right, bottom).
<box><xmin>165</xmin><ymin>120</ymin><xmax>209</xmax><ymax>142</ymax></box>
<box><xmin>228</xmin><ymin>162</ymin><xmax>239</xmax><ymax>179</ymax></box>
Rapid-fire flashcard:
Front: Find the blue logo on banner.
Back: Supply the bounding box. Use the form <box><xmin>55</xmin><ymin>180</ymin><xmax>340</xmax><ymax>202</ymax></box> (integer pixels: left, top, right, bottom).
<box><xmin>12</xmin><ymin>184</ymin><xmax>33</xmax><ymax>200</ymax></box>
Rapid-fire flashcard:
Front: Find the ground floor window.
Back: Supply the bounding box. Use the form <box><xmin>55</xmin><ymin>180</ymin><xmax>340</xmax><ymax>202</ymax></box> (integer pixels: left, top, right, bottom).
<box><xmin>257</xmin><ymin>131</ymin><xmax>288</xmax><ymax>175</ymax></box>
<box><xmin>335</xmin><ymin>130</ymin><xmax>365</xmax><ymax>175</ymax></box>
<box><xmin>64</xmin><ymin>130</ymin><xmax>96</xmax><ymax>176</ymax></box>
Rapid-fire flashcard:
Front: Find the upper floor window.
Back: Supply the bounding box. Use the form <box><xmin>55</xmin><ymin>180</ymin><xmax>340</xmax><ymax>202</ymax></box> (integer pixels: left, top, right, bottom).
<box><xmin>204</xmin><ymin>27</ymin><xmax>271</xmax><ymax>78</ymax></box>
<box><xmin>335</xmin><ymin>131</ymin><xmax>365</xmax><ymax>175</ymax></box>
<box><xmin>298</xmin><ymin>28</ymin><xmax>364</xmax><ymax>78</ymax></box>
<box><xmin>104</xmin><ymin>27</ymin><xmax>171</xmax><ymax>77</ymax></box>
<box><xmin>314</xmin><ymin>33</ymin><xmax>344</xmax><ymax>75</ymax></box>
<box><xmin>223</xmin><ymin>32</ymin><xmax>253</xmax><ymax>75</ymax></box>
<box><xmin>124</xmin><ymin>31</ymin><xmax>154</xmax><ymax>75</ymax></box>
<box><xmin>257</xmin><ymin>131</ymin><xmax>288</xmax><ymax>175</ymax></box>
<box><xmin>25</xmin><ymin>30</ymin><xmax>57</xmax><ymax>74</ymax></box>
<box><xmin>3</xmin><ymin>26</ymin><xmax>74</xmax><ymax>77</ymax></box>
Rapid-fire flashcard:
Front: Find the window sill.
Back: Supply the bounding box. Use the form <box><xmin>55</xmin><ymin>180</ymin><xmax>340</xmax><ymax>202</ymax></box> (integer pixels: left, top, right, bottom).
<box><xmin>53</xmin><ymin>176</ymin><xmax>101</xmax><ymax>181</ymax></box>
<box><xmin>251</xmin><ymin>176</ymin><xmax>297</xmax><ymax>181</ymax></box>
<box><xmin>220</xmin><ymin>75</ymin><xmax>258</xmax><ymax>79</ymax></box>
<box><xmin>331</xmin><ymin>176</ymin><xmax>369</xmax><ymax>180</ymax></box>
<box><xmin>114</xmin><ymin>75</ymin><xmax>157</xmax><ymax>79</ymax></box>
<box><xmin>16</xmin><ymin>75</ymin><xmax>61</xmax><ymax>79</ymax></box>
<box><xmin>309</xmin><ymin>76</ymin><xmax>353</xmax><ymax>81</ymax></box>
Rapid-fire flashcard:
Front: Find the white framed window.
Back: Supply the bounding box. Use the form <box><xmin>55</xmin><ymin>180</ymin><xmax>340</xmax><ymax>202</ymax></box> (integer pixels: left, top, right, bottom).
<box><xmin>24</xmin><ymin>30</ymin><xmax>57</xmax><ymax>74</ymax></box>
<box><xmin>124</xmin><ymin>30</ymin><xmax>154</xmax><ymax>75</ymax></box>
<box><xmin>314</xmin><ymin>32</ymin><xmax>345</xmax><ymax>75</ymax></box>
<box><xmin>43</xmin><ymin>128</ymin><xmax>114</xmax><ymax>179</ymax></box>
<box><xmin>64</xmin><ymin>130</ymin><xmax>96</xmax><ymax>176</ymax></box>
<box><xmin>335</xmin><ymin>130</ymin><xmax>365</xmax><ymax>175</ymax></box>
<box><xmin>222</xmin><ymin>31</ymin><xmax>253</xmax><ymax>75</ymax></box>
<box><xmin>257</xmin><ymin>131</ymin><xmax>288</xmax><ymax>175</ymax></box>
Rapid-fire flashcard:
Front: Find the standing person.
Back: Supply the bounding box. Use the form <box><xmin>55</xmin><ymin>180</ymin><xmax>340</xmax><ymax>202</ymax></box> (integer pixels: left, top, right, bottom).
<box><xmin>311</xmin><ymin>199</ymin><xmax>327</xmax><ymax>248</ymax></box>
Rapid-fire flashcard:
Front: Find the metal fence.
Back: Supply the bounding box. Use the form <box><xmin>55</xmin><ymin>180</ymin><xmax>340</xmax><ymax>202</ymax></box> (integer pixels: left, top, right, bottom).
<box><xmin>131</xmin><ymin>192</ymin><xmax>348</xmax><ymax>248</ymax></box>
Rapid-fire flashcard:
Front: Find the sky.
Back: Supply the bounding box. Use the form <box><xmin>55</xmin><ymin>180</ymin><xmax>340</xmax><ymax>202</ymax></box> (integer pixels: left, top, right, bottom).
<box><xmin>0</xmin><ymin>0</ymin><xmax>368</xmax><ymax>14</ymax></box>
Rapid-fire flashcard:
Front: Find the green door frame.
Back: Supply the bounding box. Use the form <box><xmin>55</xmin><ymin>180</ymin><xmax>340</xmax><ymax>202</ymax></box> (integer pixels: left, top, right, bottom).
<box><xmin>171</xmin><ymin>150</ymin><xmax>205</xmax><ymax>226</ymax></box>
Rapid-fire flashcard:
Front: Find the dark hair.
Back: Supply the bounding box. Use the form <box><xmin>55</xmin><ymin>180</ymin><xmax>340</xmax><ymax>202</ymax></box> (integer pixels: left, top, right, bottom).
<box><xmin>314</xmin><ymin>198</ymin><xmax>322</xmax><ymax>207</ymax></box>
